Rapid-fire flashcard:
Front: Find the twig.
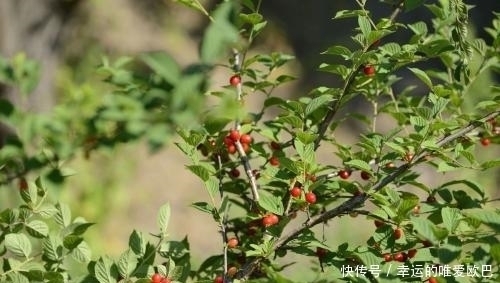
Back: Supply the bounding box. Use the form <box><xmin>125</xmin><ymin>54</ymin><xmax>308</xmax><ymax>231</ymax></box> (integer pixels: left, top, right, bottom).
<box><xmin>231</xmin><ymin>49</ymin><xmax>260</xmax><ymax>202</ymax></box>
<box><xmin>235</xmin><ymin>109</ymin><xmax>500</xmax><ymax>280</ymax></box>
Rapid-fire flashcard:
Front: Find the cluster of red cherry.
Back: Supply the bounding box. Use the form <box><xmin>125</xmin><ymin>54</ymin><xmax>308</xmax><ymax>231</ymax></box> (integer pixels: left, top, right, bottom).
<box><xmin>150</xmin><ymin>273</ymin><xmax>171</xmax><ymax>283</ymax></box>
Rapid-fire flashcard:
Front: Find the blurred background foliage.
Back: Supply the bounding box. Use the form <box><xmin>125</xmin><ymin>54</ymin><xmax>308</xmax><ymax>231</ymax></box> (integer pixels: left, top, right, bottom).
<box><xmin>0</xmin><ymin>0</ymin><xmax>499</xmax><ymax>281</ymax></box>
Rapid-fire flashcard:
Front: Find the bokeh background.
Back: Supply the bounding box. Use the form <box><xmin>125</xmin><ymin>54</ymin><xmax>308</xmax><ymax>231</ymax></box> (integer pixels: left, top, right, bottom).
<box><xmin>1</xmin><ymin>0</ymin><xmax>499</xmax><ymax>281</ymax></box>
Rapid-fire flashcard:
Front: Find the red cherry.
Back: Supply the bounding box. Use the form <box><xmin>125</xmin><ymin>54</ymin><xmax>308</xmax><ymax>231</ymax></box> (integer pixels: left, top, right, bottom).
<box><xmin>404</xmin><ymin>152</ymin><xmax>414</xmax><ymax>162</ymax></box>
<box><xmin>360</xmin><ymin>171</ymin><xmax>370</xmax><ymax>180</ymax></box>
<box><xmin>151</xmin><ymin>273</ymin><xmax>162</xmax><ymax>283</ymax></box>
<box><xmin>374</xmin><ymin>219</ymin><xmax>385</xmax><ymax>228</ymax></box>
<box><xmin>229</xmin><ymin>168</ymin><xmax>240</xmax><ymax>178</ymax></box>
<box><xmin>262</xmin><ymin>214</ymin><xmax>279</xmax><ymax>227</ymax></box>
<box><xmin>426</xmin><ymin>195</ymin><xmax>436</xmax><ymax>203</ymax></box>
<box><xmin>393</xmin><ymin>228</ymin><xmax>403</xmax><ymax>239</ymax></box>
<box><xmin>269</xmin><ymin>156</ymin><xmax>280</xmax><ymax>166</ymax></box>
<box><xmin>305</xmin><ymin>192</ymin><xmax>317</xmax><ymax>204</ymax></box>
<box><xmin>480</xmin><ymin>137</ymin><xmax>491</xmax><ymax>146</ymax></box>
<box><xmin>353</xmin><ymin>190</ymin><xmax>365</xmax><ymax>197</ymax></box>
<box><xmin>18</xmin><ymin>178</ymin><xmax>28</xmax><ymax>191</ymax></box>
<box><xmin>428</xmin><ymin>277</ymin><xmax>438</xmax><ymax>283</ymax></box>
<box><xmin>229</xmin><ymin>74</ymin><xmax>241</xmax><ymax>86</ymax></box>
<box><xmin>214</xmin><ymin>276</ymin><xmax>224</xmax><ymax>283</ymax></box>
<box><xmin>160</xmin><ymin>278</ymin><xmax>171</xmax><ymax>283</ymax></box>
<box><xmin>307</xmin><ymin>174</ymin><xmax>317</xmax><ymax>182</ymax></box>
<box><xmin>316</xmin><ymin>247</ymin><xmax>328</xmax><ymax>258</ymax></box>
<box><xmin>223</xmin><ymin>136</ymin><xmax>234</xmax><ymax>146</ymax></box>
<box><xmin>240</xmin><ymin>134</ymin><xmax>252</xmax><ymax>144</ymax></box>
<box><xmin>227</xmin><ymin>144</ymin><xmax>237</xmax><ymax>154</ymax></box>
<box><xmin>270</xmin><ymin>141</ymin><xmax>281</xmax><ymax>150</ymax></box>
<box><xmin>338</xmin><ymin>170</ymin><xmax>351</xmax><ymax>179</ymax></box>
<box><xmin>290</xmin><ymin>187</ymin><xmax>302</xmax><ymax>198</ymax></box>
<box><xmin>422</xmin><ymin>240</ymin><xmax>433</xmax><ymax>247</ymax></box>
<box><xmin>412</xmin><ymin>205</ymin><xmax>421</xmax><ymax>215</ymax></box>
<box><xmin>393</xmin><ymin>252</ymin><xmax>407</xmax><ymax>262</ymax></box>
<box><xmin>269</xmin><ymin>214</ymin><xmax>279</xmax><ymax>225</ymax></box>
<box><xmin>229</xmin><ymin>130</ymin><xmax>240</xmax><ymax>142</ymax></box>
<box><xmin>407</xmin><ymin>248</ymin><xmax>417</xmax><ymax>259</ymax></box>
<box><xmin>227</xmin><ymin>266</ymin><xmax>238</xmax><ymax>277</ymax></box>
<box><xmin>363</xmin><ymin>64</ymin><xmax>375</xmax><ymax>76</ymax></box>
<box><xmin>385</xmin><ymin>162</ymin><xmax>395</xmax><ymax>169</ymax></box>
<box><xmin>383</xmin><ymin>253</ymin><xmax>392</xmax><ymax>262</ymax></box>
<box><xmin>241</xmin><ymin>142</ymin><xmax>250</xmax><ymax>153</ymax></box>
<box><xmin>227</xmin><ymin>237</ymin><xmax>239</xmax><ymax>249</ymax></box>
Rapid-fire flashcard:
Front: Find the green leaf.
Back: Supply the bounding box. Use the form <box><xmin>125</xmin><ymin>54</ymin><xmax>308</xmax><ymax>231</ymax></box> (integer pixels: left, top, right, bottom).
<box><xmin>7</xmin><ymin>272</ymin><xmax>30</xmax><ymax>283</ymax></box>
<box><xmin>294</xmin><ymin>139</ymin><xmax>315</xmax><ymax>164</ymax></box>
<box><xmin>491</xmin><ymin>243</ymin><xmax>500</xmax><ymax>264</ymax></box>
<box><xmin>355</xmin><ymin>249</ymin><xmax>380</xmax><ymax>267</ymax></box>
<box><xmin>190</xmin><ymin>202</ymin><xmax>215</xmax><ymax>214</ymax></box>
<box><xmin>405</xmin><ymin>0</ymin><xmax>426</xmax><ymax>11</ymax></box>
<box><xmin>408</xmin><ymin>67</ymin><xmax>432</xmax><ymax>88</ymax></box>
<box><xmin>71</xmin><ymin>241</ymin><xmax>91</xmax><ymax>263</ymax></box>
<box><xmin>173</xmin><ymin>0</ymin><xmax>207</xmax><ymax>15</ymax></box>
<box><xmin>43</xmin><ymin>234</ymin><xmax>63</xmax><ymax>261</ymax></box>
<box><xmin>258</xmin><ymin>191</ymin><xmax>284</xmax><ymax>215</ymax></box>
<box><xmin>379</xmin><ymin>42</ymin><xmax>401</xmax><ymax>55</ymax></box>
<box><xmin>358</xmin><ymin>16</ymin><xmax>372</xmax><ymax>38</ymax></box>
<box><xmin>36</xmin><ymin>204</ymin><xmax>58</xmax><ymax>218</ymax></box>
<box><xmin>157</xmin><ymin>203</ymin><xmax>171</xmax><ymax>235</ymax></box>
<box><xmin>334</xmin><ymin>10</ymin><xmax>366</xmax><ymax>19</ymax></box>
<box><xmin>69</xmin><ymin>222</ymin><xmax>95</xmax><ymax>236</ymax></box>
<box><xmin>140</xmin><ymin>52</ymin><xmax>180</xmax><ymax>84</ymax></box>
<box><xmin>25</xmin><ymin>220</ymin><xmax>49</xmax><ymax>238</ymax></box>
<box><xmin>438</xmin><ymin>179</ymin><xmax>484</xmax><ymax>198</ymax></box>
<box><xmin>204</xmin><ymin>178</ymin><xmax>220</xmax><ymax>202</ymax></box>
<box><xmin>117</xmin><ymin>249</ymin><xmax>138</xmax><ymax>279</ymax></box>
<box><xmin>239</xmin><ymin>12</ymin><xmax>263</xmax><ymax>25</ymax></box>
<box><xmin>129</xmin><ymin>230</ymin><xmax>145</xmax><ymax>256</ymax></box>
<box><xmin>428</xmin><ymin>93</ymin><xmax>448</xmax><ymax>117</ymax></box>
<box><xmin>186</xmin><ymin>165</ymin><xmax>210</xmax><ymax>181</ymax></box>
<box><xmin>408</xmin><ymin>21</ymin><xmax>428</xmax><ymax>36</ymax></box>
<box><xmin>304</xmin><ymin>95</ymin><xmax>333</xmax><ymax>117</ymax></box>
<box><xmin>63</xmin><ymin>235</ymin><xmax>83</xmax><ymax>250</ymax></box>
<box><xmin>344</xmin><ymin>159</ymin><xmax>371</xmax><ymax>172</ymax></box>
<box><xmin>462</xmin><ymin>209</ymin><xmax>500</xmax><ymax>226</ymax></box>
<box><xmin>410</xmin><ymin>217</ymin><xmax>438</xmax><ymax>243</ymax></box>
<box><xmin>94</xmin><ymin>256</ymin><xmax>118</xmax><ymax>283</ymax></box>
<box><xmin>481</xmin><ymin>159</ymin><xmax>500</xmax><ymax>170</ymax></box>
<box><xmin>200</xmin><ymin>2</ymin><xmax>239</xmax><ymax>63</ymax></box>
<box><xmin>276</xmin><ymin>115</ymin><xmax>303</xmax><ymax>128</ymax></box>
<box><xmin>318</xmin><ymin>63</ymin><xmax>349</xmax><ymax>79</ymax></box>
<box><xmin>55</xmin><ymin>203</ymin><xmax>71</xmax><ymax>228</ymax></box>
<box><xmin>295</xmin><ymin>132</ymin><xmax>317</xmax><ymax>144</ymax></box>
<box><xmin>437</xmin><ymin>237</ymin><xmax>462</xmax><ymax>264</ymax></box>
<box><xmin>441</xmin><ymin>207</ymin><xmax>462</xmax><ymax>233</ymax></box>
<box><xmin>322</xmin><ymin>45</ymin><xmax>352</xmax><ymax>59</ymax></box>
<box><xmin>5</xmin><ymin>233</ymin><xmax>32</xmax><ymax>258</ymax></box>
<box><xmin>437</xmin><ymin>162</ymin><xmax>459</xmax><ymax>172</ymax></box>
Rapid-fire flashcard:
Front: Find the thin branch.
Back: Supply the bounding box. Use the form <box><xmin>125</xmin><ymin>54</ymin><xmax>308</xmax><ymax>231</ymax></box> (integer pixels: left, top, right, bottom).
<box><xmin>231</xmin><ymin>49</ymin><xmax>260</xmax><ymax>202</ymax></box>
<box><xmin>235</xmin><ymin>109</ymin><xmax>500</xmax><ymax>280</ymax></box>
